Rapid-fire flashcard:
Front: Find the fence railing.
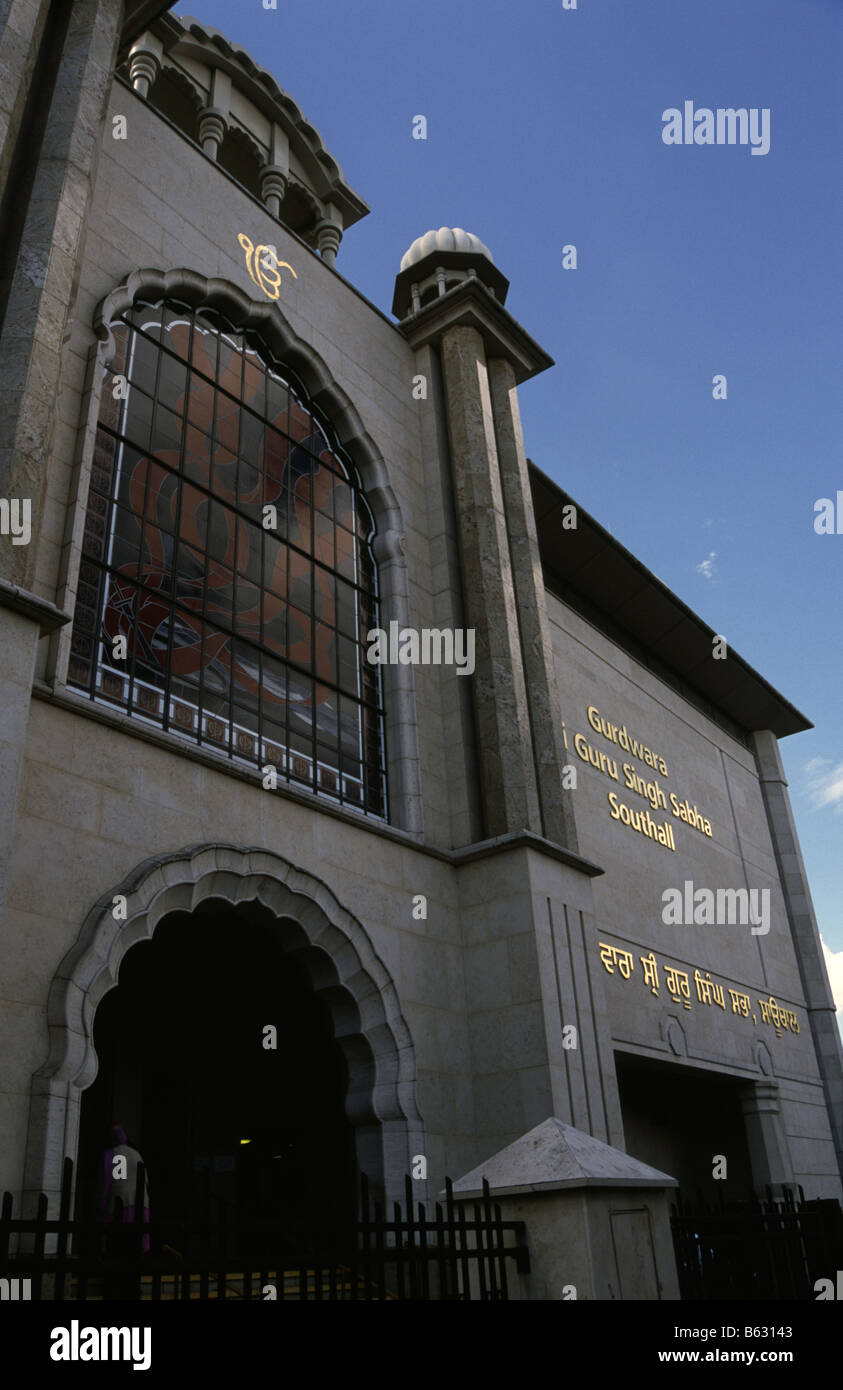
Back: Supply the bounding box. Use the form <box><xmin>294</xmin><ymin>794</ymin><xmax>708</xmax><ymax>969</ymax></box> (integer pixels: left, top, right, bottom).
<box><xmin>671</xmin><ymin>1188</ymin><xmax>843</xmax><ymax>1300</ymax></box>
<box><xmin>0</xmin><ymin>1158</ymin><xmax>529</xmax><ymax>1301</ymax></box>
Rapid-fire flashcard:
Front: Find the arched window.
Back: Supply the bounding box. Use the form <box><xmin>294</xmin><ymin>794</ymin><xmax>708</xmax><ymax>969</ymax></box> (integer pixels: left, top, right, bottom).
<box><xmin>69</xmin><ymin>297</ymin><xmax>387</xmax><ymax>818</ymax></box>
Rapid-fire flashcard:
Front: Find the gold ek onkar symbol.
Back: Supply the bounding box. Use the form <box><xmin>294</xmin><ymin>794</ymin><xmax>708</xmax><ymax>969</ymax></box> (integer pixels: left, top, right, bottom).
<box><xmin>238</xmin><ymin>233</ymin><xmax>297</xmax><ymax>300</ymax></box>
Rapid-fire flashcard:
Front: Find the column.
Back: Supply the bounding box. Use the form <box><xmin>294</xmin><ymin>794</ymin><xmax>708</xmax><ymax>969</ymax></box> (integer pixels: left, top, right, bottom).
<box><xmin>0</xmin><ymin>604</ymin><xmax>45</xmax><ymax>941</ymax></box>
<box><xmin>0</xmin><ymin>0</ymin><xmax>54</xmax><ymax>194</ymax></box>
<box><xmin>0</xmin><ymin>0</ymin><xmax>124</xmax><ymax>592</ymax></box>
<box><xmin>752</xmin><ymin>728</ymin><xmax>843</xmax><ymax>1182</ymax></box>
<box><xmin>439</xmin><ymin>324</ymin><xmax>542</xmax><ymax>838</ymax></box>
<box><xmin>127</xmin><ymin>31</ymin><xmax>163</xmax><ymax>98</ymax></box>
<box><xmin>740</xmin><ymin>1081</ymin><xmax>796</xmax><ymax>1197</ymax></box>
<box><xmin>198</xmin><ymin>67</ymin><xmax>230</xmax><ymax>162</ymax></box>
<box><xmin>262</xmin><ymin>121</ymin><xmax>290</xmax><ymax>220</ymax></box>
<box><xmin>198</xmin><ymin>107</ymin><xmax>226</xmax><ymax>161</ymax></box>
<box><xmin>315</xmin><ymin>201</ymin><xmax>343</xmax><ymax>267</ymax></box>
<box><xmin>260</xmin><ymin>165</ymin><xmax>287</xmax><ymax>219</ymax></box>
<box><xmin>488</xmin><ymin>356</ymin><xmax>578</xmax><ymax>851</ymax></box>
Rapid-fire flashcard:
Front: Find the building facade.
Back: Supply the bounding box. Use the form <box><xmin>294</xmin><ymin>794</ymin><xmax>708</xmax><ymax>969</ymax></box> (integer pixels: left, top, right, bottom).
<box><xmin>0</xmin><ymin>2</ymin><xmax>840</xmax><ymax>1296</ymax></box>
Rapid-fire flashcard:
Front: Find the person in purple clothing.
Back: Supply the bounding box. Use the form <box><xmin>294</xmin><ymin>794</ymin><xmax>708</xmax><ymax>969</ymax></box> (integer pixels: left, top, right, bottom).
<box><xmin>99</xmin><ymin>1124</ymin><xmax>151</xmax><ymax>1259</ymax></box>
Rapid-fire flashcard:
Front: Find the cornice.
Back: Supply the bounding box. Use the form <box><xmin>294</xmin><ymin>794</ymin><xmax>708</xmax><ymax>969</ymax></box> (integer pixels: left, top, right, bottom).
<box><xmin>397</xmin><ymin>278</ymin><xmax>554</xmax><ymax>383</ymax></box>
<box><xmin>0</xmin><ymin>578</ymin><xmax>71</xmax><ymax>635</ymax></box>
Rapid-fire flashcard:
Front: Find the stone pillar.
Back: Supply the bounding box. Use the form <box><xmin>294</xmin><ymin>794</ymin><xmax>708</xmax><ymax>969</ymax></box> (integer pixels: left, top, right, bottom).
<box><xmin>262</xmin><ymin>124</ymin><xmax>290</xmax><ymax>220</ymax></box>
<box><xmin>127</xmin><ymin>31</ymin><xmax>162</xmax><ymax>98</ymax></box>
<box><xmin>0</xmin><ymin>589</ymin><xmax>67</xmax><ymax>1166</ymax></box>
<box><xmin>0</xmin><ymin>0</ymin><xmax>53</xmax><ymax>197</ymax></box>
<box><xmin>751</xmin><ymin>729</ymin><xmax>843</xmax><ymax>1182</ymax></box>
<box><xmin>260</xmin><ymin>164</ymin><xmax>287</xmax><ymax>219</ymax></box>
<box><xmin>0</xmin><ymin>0</ymin><xmax>124</xmax><ymax>592</ymax></box>
<box><xmin>488</xmin><ymin>356</ymin><xmax>578</xmax><ymax>851</ymax></box>
<box><xmin>127</xmin><ymin>49</ymin><xmax>158</xmax><ymax>99</ymax></box>
<box><xmin>198</xmin><ymin>107</ymin><xmax>227</xmax><ymax>161</ymax></box>
<box><xmin>439</xmin><ymin>324</ymin><xmax>542</xmax><ymax>838</ymax></box>
<box><xmin>205</xmin><ymin>67</ymin><xmax>231</xmax><ymax>155</ymax></box>
<box><xmin>315</xmin><ymin>200</ymin><xmax>343</xmax><ymax>267</ymax></box>
<box><xmin>315</xmin><ymin>219</ymin><xmax>341</xmax><ymax>267</ymax></box>
<box><xmin>269</xmin><ymin>120</ymin><xmax>289</xmax><ymax>174</ymax></box>
<box><xmin>435</xmin><ymin>265</ymin><xmax>447</xmax><ymax>297</ymax></box>
<box><xmin>740</xmin><ymin>1080</ymin><xmax>796</xmax><ymax>1197</ymax></box>
<box><xmin>369</xmin><ymin>525</ymin><xmax>424</xmax><ymax>836</ymax></box>
<box><xmin>0</xmin><ymin>605</ymin><xmax>40</xmax><ymax>942</ymax></box>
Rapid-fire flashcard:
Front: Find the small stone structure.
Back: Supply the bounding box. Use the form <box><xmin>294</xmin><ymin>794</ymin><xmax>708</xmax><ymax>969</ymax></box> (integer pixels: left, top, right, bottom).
<box><xmin>450</xmin><ymin>1118</ymin><xmax>680</xmax><ymax>1300</ymax></box>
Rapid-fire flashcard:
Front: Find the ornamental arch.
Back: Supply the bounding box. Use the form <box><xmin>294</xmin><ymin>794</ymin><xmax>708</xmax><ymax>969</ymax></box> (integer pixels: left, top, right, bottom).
<box><xmin>52</xmin><ymin>268</ymin><xmax>422</xmax><ymax>833</ymax></box>
<box><xmin>23</xmin><ymin>844</ymin><xmax>425</xmax><ymax>1218</ymax></box>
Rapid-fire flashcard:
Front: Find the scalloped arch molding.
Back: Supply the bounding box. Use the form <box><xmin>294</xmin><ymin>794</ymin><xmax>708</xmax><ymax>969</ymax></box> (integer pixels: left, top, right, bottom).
<box><xmin>94</xmin><ymin>267</ymin><xmax>401</xmax><ymax>548</ymax></box>
<box><xmin>23</xmin><ymin>844</ymin><xmax>425</xmax><ymax>1213</ymax></box>
<box><xmin>90</xmin><ymin>267</ymin><xmax>423</xmax><ymax>834</ymax></box>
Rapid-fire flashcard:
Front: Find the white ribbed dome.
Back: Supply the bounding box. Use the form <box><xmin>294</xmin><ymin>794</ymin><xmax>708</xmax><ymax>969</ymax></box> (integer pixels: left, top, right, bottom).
<box><xmin>399</xmin><ymin>227</ymin><xmax>494</xmax><ymax>272</ymax></box>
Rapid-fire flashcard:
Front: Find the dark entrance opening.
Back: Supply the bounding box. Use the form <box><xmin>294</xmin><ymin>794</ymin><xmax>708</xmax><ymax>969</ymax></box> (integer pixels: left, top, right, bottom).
<box><xmin>615</xmin><ymin>1051</ymin><xmax>755</xmax><ymax>1201</ymax></box>
<box><xmin>77</xmin><ymin>899</ymin><xmax>359</xmax><ymax>1253</ymax></box>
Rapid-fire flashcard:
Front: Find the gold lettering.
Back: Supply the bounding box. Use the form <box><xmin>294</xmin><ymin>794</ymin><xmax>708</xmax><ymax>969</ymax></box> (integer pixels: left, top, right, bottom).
<box><xmin>573</xmin><ymin>731</ymin><xmax>591</xmax><ymax>762</ymax></box>
<box><xmin>758</xmin><ymin>996</ymin><xmax>786</xmax><ymax>1036</ymax></box>
<box><xmin>664</xmin><ymin>965</ymin><xmax>692</xmax><ymax>1010</ymax></box>
<box><xmin>727</xmin><ymin>988</ymin><xmax>751</xmax><ymax>1017</ymax></box>
<box><xmin>585</xmin><ymin>702</ymin><xmax>715</xmax><ymax>843</ymax></box>
<box><xmin>598</xmin><ymin>941</ymin><xmax>617</xmax><ymax>974</ymax></box>
<box><xmin>694</xmin><ymin>968</ymin><xmax>712</xmax><ymax>1005</ymax></box>
<box><xmin>598</xmin><ymin>941</ymin><xmax>635</xmax><ymax>980</ymax></box>
<box><xmin>640</xmin><ymin>951</ymin><xmax>659</xmax><ymax>995</ymax></box>
<box><xmin>616</xmin><ymin>949</ymin><xmax>635</xmax><ymax>980</ymax></box>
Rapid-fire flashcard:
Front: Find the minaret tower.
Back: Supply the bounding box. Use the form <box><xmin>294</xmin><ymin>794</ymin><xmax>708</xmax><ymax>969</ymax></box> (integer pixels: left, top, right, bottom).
<box><xmin>394</xmin><ymin>228</ymin><xmax>577</xmax><ymax>851</ymax></box>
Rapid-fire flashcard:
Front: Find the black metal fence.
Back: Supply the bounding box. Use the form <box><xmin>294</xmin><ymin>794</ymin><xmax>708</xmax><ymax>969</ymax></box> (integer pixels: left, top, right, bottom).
<box><xmin>671</xmin><ymin>1188</ymin><xmax>843</xmax><ymax>1300</ymax></box>
<box><xmin>0</xmin><ymin>1158</ymin><xmax>529</xmax><ymax>1301</ymax></box>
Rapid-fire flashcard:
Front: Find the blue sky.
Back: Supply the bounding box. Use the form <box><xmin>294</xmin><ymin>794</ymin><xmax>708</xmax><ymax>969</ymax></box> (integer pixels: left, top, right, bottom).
<box><xmin>179</xmin><ymin>0</ymin><xmax>842</xmax><ymax>1010</ymax></box>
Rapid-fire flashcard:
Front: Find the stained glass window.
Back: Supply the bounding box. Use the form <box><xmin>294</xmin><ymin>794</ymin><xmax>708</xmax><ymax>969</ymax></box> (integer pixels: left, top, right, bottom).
<box><xmin>69</xmin><ymin>298</ymin><xmax>387</xmax><ymax>818</ymax></box>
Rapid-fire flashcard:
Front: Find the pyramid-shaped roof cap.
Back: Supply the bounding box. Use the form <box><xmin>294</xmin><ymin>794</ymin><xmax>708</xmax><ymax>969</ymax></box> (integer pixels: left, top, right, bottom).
<box><xmin>447</xmin><ymin>1118</ymin><xmax>678</xmax><ymax>1199</ymax></box>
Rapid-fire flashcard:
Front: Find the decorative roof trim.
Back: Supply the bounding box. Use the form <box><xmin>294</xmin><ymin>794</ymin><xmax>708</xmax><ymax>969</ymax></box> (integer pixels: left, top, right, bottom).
<box><xmin>154</xmin><ymin>14</ymin><xmax>369</xmax><ymax>223</ymax></box>
<box><xmin>530</xmin><ymin>462</ymin><xmax>812</xmax><ymax>738</ymax></box>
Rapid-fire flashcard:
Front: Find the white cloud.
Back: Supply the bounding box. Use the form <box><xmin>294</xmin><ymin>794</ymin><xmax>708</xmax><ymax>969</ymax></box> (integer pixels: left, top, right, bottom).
<box><xmin>697</xmin><ymin>551</ymin><xmax>716</xmax><ymax>580</ymax></box>
<box><xmin>804</xmin><ymin>757</ymin><xmax>843</xmax><ymax>812</ymax></box>
<box><xmin>821</xmin><ymin>938</ymin><xmax>843</xmax><ymax>1037</ymax></box>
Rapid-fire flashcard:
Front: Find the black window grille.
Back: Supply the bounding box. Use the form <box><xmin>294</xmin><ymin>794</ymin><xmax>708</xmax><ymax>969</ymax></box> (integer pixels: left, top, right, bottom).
<box><xmin>69</xmin><ymin>298</ymin><xmax>387</xmax><ymax>819</ymax></box>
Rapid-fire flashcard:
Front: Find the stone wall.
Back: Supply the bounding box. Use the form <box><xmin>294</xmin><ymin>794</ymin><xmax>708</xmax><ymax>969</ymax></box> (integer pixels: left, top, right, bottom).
<box><xmin>548</xmin><ymin>592</ymin><xmax>841</xmax><ymax>1198</ymax></box>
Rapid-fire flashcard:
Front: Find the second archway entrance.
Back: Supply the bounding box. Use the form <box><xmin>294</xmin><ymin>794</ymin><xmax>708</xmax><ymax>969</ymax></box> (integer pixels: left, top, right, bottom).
<box><xmin>78</xmin><ymin>899</ymin><xmax>360</xmax><ymax>1252</ymax></box>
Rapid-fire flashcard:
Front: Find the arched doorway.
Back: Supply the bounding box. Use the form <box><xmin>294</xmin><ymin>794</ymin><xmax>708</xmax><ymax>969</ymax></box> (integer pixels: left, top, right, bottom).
<box><xmin>24</xmin><ymin>845</ymin><xmax>424</xmax><ymax>1222</ymax></box>
<box><xmin>77</xmin><ymin>899</ymin><xmax>359</xmax><ymax>1249</ymax></box>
